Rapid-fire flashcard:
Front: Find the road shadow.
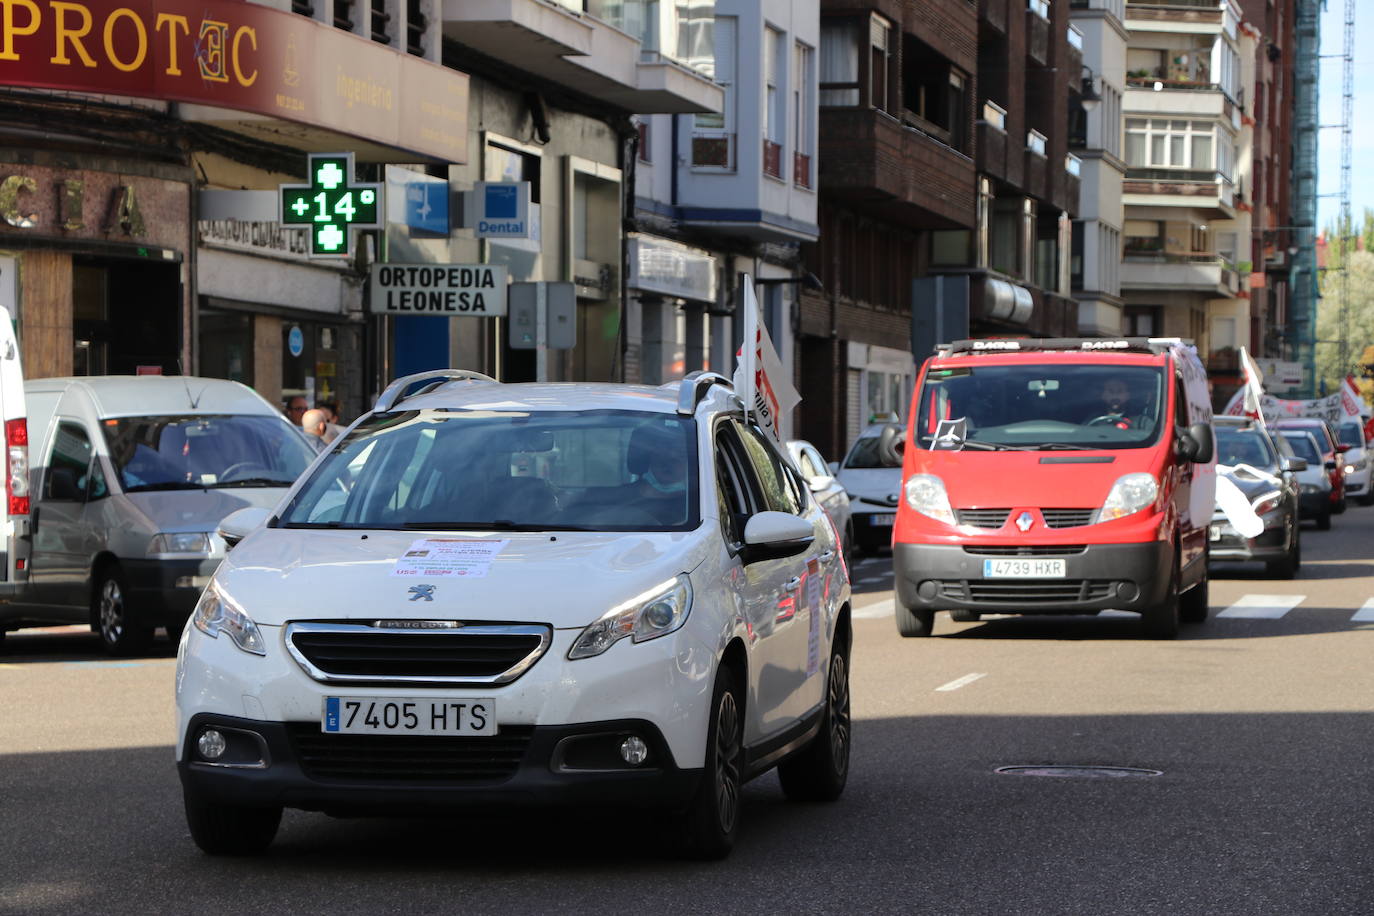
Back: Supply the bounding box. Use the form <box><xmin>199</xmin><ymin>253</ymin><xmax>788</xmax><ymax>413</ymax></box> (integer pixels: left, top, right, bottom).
<box><xmin>0</xmin><ymin>628</ymin><xmax>177</xmax><ymax>663</ymax></box>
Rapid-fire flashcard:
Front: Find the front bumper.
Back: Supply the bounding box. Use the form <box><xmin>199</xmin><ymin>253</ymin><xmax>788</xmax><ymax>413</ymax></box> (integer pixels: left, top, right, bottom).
<box><xmin>1208</xmin><ymin>513</ymin><xmax>1291</xmax><ymax>562</ymax></box>
<box><xmin>893</xmin><ymin>540</ymin><xmax>1172</xmax><ymax>614</ymax></box>
<box><xmin>124</xmin><ymin>558</ymin><xmax>219</xmax><ymax>629</ymax></box>
<box><xmin>178</xmin><ymin>712</ymin><xmax>700</xmax><ymax>813</ymax></box>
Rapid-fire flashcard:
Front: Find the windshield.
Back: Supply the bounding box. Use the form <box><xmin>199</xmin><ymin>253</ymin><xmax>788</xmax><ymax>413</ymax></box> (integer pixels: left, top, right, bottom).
<box><xmin>279</xmin><ymin>409</ymin><xmax>700</xmax><ymax>532</ymax></box>
<box><xmin>102</xmin><ymin>414</ymin><xmax>315</xmax><ymax>491</ymax></box>
<box><xmin>1339</xmin><ymin>424</ymin><xmax>1364</xmax><ymax>448</ymax></box>
<box><xmin>1281</xmin><ymin>433</ymin><xmax>1321</xmax><ymax>464</ymax></box>
<box><xmin>914</xmin><ymin>363</ymin><xmax>1166</xmax><ymax>451</ymax></box>
<box><xmin>1215</xmin><ymin>427</ymin><xmax>1279</xmax><ymax>471</ymax></box>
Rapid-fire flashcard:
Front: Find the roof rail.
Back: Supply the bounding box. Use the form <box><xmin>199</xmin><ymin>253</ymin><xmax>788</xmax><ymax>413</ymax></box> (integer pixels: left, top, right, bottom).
<box><xmin>373</xmin><ymin>369</ymin><xmax>497</xmax><ymax>412</ymax></box>
<box><xmin>940</xmin><ymin>337</ymin><xmax>1171</xmax><ymax>356</ymax></box>
<box><xmin>677</xmin><ymin>371</ymin><xmax>734</xmax><ymax>415</ymax></box>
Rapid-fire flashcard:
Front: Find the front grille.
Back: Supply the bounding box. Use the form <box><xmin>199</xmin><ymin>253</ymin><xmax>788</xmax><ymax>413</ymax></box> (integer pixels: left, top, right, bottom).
<box><xmin>956</xmin><ymin>508</ymin><xmax>1010</xmax><ymax>528</ymax></box>
<box><xmin>962</xmin><ymin>545</ymin><xmax>1087</xmax><ymax>556</ymax></box>
<box><xmin>286</xmin><ymin>622</ymin><xmax>552</xmax><ymax>686</ymax></box>
<box><xmin>938</xmin><ymin>579</ymin><xmax>1114</xmax><ymax>605</ymax></box>
<box><xmin>286</xmin><ymin>724</ymin><xmax>534</xmax><ymax>783</ymax></box>
<box><xmin>1042</xmin><ymin>509</ymin><xmax>1097</xmax><ymax>528</ymax></box>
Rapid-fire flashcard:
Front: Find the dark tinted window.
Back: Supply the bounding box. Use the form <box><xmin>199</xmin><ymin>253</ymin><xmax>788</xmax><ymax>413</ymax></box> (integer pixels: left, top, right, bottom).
<box><xmin>1215</xmin><ymin>427</ymin><xmax>1279</xmax><ymax>470</ymax></box>
<box><xmin>102</xmin><ymin>415</ymin><xmax>314</xmax><ymax>491</ymax></box>
<box><xmin>1338</xmin><ymin>423</ymin><xmax>1364</xmax><ymax>448</ymax></box>
<box><xmin>45</xmin><ymin>422</ymin><xmax>92</xmax><ymax>501</ymax></box>
<box><xmin>1281</xmin><ymin>433</ymin><xmax>1321</xmax><ymax>463</ymax></box>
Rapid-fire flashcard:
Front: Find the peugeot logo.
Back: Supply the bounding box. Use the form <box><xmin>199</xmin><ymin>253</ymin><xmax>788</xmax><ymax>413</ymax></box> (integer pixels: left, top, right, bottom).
<box><xmin>1015</xmin><ymin>511</ymin><xmax>1034</xmax><ymax>532</ymax></box>
<box><xmin>407</xmin><ymin>584</ymin><xmax>436</xmax><ymax>602</ymax></box>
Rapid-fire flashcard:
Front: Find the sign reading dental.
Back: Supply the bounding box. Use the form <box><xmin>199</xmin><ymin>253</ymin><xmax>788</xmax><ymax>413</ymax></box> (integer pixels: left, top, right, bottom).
<box><xmin>472</xmin><ymin>182</ymin><xmax>531</xmax><ymax>239</ymax></box>
<box><xmin>279</xmin><ymin>153</ymin><xmax>381</xmax><ymax>259</ymax></box>
<box><xmin>370</xmin><ymin>263</ymin><xmax>508</xmax><ymax>316</ymax></box>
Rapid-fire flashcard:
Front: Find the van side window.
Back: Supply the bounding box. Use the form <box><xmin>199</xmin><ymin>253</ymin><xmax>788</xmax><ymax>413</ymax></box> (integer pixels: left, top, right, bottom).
<box><xmin>1174</xmin><ymin>374</ymin><xmax>1189</xmax><ymax>428</ymax></box>
<box><xmin>45</xmin><ymin>422</ymin><xmax>92</xmax><ymax>501</ymax></box>
<box><xmin>732</xmin><ymin>421</ymin><xmax>805</xmax><ymax>515</ymax></box>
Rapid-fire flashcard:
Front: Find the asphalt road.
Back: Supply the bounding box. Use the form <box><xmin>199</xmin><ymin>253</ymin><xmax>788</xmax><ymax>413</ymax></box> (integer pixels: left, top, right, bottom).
<box><xmin>3</xmin><ymin>508</ymin><xmax>1374</xmax><ymax>915</ymax></box>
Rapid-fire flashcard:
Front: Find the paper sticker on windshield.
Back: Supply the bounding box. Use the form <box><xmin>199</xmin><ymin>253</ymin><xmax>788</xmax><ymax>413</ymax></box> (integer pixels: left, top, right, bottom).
<box><xmin>391</xmin><ymin>539</ymin><xmax>509</xmax><ymax>578</ymax></box>
<box><xmin>932</xmin><ymin>419</ymin><xmax>967</xmax><ymax>451</ymax></box>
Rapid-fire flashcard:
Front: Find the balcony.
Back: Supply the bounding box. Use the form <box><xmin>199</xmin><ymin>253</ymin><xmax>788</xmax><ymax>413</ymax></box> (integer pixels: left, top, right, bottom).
<box><xmin>794</xmin><ymin>151</ymin><xmax>812</xmax><ymax>190</ymax></box>
<box><xmin>442</xmin><ymin>0</ymin><xmax>722</xmax><ymax>113</ymax></box>
<box><xmin>1120</xmin><ymin>252</ymin><xmax>1241</xmax><ymax>296</ymax></box>
<box><xmin>1122</xmin><ymin>168</ymin><xmax>1235</xmax><ymax>218</ymax></box>
<box><xmin>1026</xmin><ymin>0</ymin><xmax>1050</xmax><ymax>65</ymax></box>
<box><xmin>763</xmin><ymin>139</ymin><xmax>783</xmax><ymax>180</ymax></box>
<box><xmin>819</xmin><ymin>108</ymin><xmax>976</xmax><ymax>228</ymax></box>
<box><xmin>1125</xmin><ymin>80</ymin><xmax>1235</xmax><ymax>119</ymax></box>
<box><xmin>1124</xmin><ymin>0</ymin><xmax>1225</xmax><ymax>27</ymax></box>
<box><xmin>981</xmin><ymin>0</ymin><xmax>1009</xmax><ymax>33</ymax></box>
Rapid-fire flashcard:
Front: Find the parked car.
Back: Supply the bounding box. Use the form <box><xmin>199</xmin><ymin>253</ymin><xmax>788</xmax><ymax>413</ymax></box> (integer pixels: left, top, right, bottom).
<box><xmin>892</xmin><ymin>338</ymin><xmax>1214</xmax><ymax>638</ymax></box>
<box><xmin>1272</xmin><ymin>418</ymin><xmax>1347</xmax><ymax>515</ymax></box>
<box><xmin>834</xmin><ymin>423</ymin><xmax>904</xmax><ymax>555</ymax></box>
<box><xmin>1277</xmin><ymin>430</ymin><xmax>1333</xmax><ymax>529</ymax></box>
<box><xmin>786</xmin><ymin>438</ymin><xmax>853</xmax><ymax>564</ymax></box>
<box><xmin>0</xmin><ymin>318</ymin><xmax>31</xmax><ymax>648</ymax></box>
<box><xmin>1335</xmin><ymin>420</ymin><xmax>1373</xmax><ymax>505</ymax></box>
<box><xmin>176</xmin><ymin>370</ymin><xmax>852</xmax><ymax>859</ymax></box>
<box><xmin>0</xmin><ymin>376</ymin><xmax>317</xmax><ymax>653</ymax></box>
<box><xmin>1211</xmin><ymin>416</ymin><xmax>1304</xmax><ymax>578</ymax></box>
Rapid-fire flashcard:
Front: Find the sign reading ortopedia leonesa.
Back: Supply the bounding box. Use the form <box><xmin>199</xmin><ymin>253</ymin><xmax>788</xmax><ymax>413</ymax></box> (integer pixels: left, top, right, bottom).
<box><xmin>369</xmin><ymin>264</ymin><xmax>508</xmax><ymax>316</ymax></box>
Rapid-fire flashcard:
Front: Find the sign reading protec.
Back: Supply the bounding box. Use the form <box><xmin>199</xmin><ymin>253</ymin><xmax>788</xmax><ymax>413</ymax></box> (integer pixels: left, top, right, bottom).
<box><xmin>370</xmin><ymin>264</ymin><xmax>508</xmax><ymax>316</ymax></box>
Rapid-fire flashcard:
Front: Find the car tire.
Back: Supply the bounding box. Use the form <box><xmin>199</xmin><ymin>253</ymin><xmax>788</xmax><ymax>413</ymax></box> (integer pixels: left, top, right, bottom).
<box><xmin>1362</xmin><ymin>490</ymin><xmax>1374</xmax><ymax>507</ymax></box>
<box><xmin>679</xmin><ymin>666</ymin><xmax>743</xmax><ymax>860</ymax></box>
<box><xmin>1333</xmin><ymin>495</ymin><xmax>1347</xmax><ymax>515</ymax></box>
<box><xmin>1142</xmin><ymin>553</ymin><xmax>1180</xmax><ymax>639</ymax></box>
<box><xmin>949</xmin><ymin>608</ymin><xmax>982</xmax><ymax>623</ymax></box>
<box><xmin>1317</xmin><ymin>509</ymin><xmax>1332</xmax><ymax>531</ymax></box>
<box><xmin>93</xmin><ymin>564</ymin><xmax>152</xmax><ymax>656</ymax></box>
<box><xmin>1180</xmin><ymin>573</ymin><xmax>1209</xmax><ymax>624</ymax></box>
<box><xmin>1266</xmin><ymin>527</ymin><xmax>1301</xmax><ymax>579</ymax></box>
<box><xmin>183</xmin><ymin>789</ymin><xmax>282</xmax><ymax>855</ymax></box>
<box><xmin>895</xmin><ymin>603</ymin><xmax>936</xmax><ymax>637</ymax></box>
<box><xmin>778</xmin><ymin>646</ymin><xmax>851</xmax><ymax>803</ymax></box>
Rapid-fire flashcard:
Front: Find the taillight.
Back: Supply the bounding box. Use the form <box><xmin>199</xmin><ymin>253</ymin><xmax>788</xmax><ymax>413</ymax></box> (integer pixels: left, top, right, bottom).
<box><xmin>7</xmin><ymin>417</ymin><xmax>28</xmax><ymax>517</ymax></box>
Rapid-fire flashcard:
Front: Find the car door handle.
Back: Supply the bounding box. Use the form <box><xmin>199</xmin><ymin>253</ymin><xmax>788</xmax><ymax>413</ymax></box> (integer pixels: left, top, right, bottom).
<box><xmin>783</xmin><ymin>576</ymin><xmax>802</xmax><ymax>591</ymax></box>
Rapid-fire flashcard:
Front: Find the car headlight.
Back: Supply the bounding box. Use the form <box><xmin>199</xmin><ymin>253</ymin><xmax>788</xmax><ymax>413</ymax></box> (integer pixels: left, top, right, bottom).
<box><xmin>1098</xmin><ymin>473</ymin><xmax>1159</xmax><ymax>522</ymax></box>
<box><xmin>1300</xmin><ymin>483</ymin><xmax>1321</xmax><ymax>494</ymax></box>
<box><xmin>1345</xmin><ymin>459</ymin><xmax>1366</xmax><ymax>474</ymax></box>
<box><xmin>149</xmin><ymin>532</ymin><xmax>213</xmax><ymax>556</ymax></box>
<box><xmin>191</xmin><ymin>585</ymin><xmax>266</xmax><ymax>656</ymax></box>
<box><xmin>569</xmin><ymin>575</ymin><xmax>692</xmax><ymax>660</ymax></box>
<box><xmin>903</xmin><ymin>474</ymin><xmax>955</xmax><ymax>524</ymax></box>
<box><xmin>1251</xmin><ymin>490</ymin><xmax>1284</xmax><ymax>516</ymax></box>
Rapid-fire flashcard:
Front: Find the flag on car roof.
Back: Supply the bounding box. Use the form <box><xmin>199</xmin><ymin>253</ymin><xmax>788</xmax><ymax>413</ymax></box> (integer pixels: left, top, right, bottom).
<box><xmin>733</xmin><ymin>276</ymin><xmax>800</xmax><ymax>444</ymax></box>
<box><xmin>1222</xmin><ymin>346</ymin><xmax>1265</xmax><ymax>421</ymax></box>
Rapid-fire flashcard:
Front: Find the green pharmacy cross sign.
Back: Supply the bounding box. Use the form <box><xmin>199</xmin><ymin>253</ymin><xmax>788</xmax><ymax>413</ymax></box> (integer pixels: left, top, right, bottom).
<box><xmin>279</xmin><ymin>152</ymin><xmax>383</xmax><ymax>259</ymax></box>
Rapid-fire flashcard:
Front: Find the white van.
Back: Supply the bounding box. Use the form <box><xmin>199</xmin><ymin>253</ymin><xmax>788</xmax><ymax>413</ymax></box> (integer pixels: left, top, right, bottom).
<box><xmin>0</xmin><ymin>318</ymin><xmax>31</xmax><ymax>638</ymax></box>
<box><xmin>1</xmin><ymin>376</ymin><xmax>317</xmax><ymax>653</ymax></box>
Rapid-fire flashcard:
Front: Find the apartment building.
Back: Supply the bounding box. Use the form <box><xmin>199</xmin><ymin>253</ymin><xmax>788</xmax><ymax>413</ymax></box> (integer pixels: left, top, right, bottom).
<box><xmin>1120</xmin><ymin>0</ymin><xmax>1256</xmax><ymax>373</ymax></box>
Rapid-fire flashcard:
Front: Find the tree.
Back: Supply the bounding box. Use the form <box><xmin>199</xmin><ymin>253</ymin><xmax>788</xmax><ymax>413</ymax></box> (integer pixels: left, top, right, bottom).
<box><xmin>1315</xmin><ymin>246</ymin><xmax>1374</xmax><ymax>396</ymax></box>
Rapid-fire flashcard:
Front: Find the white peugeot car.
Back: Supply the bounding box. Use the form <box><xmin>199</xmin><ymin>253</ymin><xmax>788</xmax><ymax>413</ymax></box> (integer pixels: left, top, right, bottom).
<box><xmin>176</xmin><ymin>370</ymin><xmax>852</xmax><ymax>859</ymax></box>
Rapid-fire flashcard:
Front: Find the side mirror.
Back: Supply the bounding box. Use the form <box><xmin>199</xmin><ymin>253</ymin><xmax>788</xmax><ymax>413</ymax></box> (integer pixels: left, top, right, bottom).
<box><xmin>1281</xmin><ymin>456</ymin><xmax>1308</xmax><ymax>473</ymax></box>
<box><xmin>807</xmin><ymin>474</ymin><xmax>837</xmax><ymax>493</ymax></box>
<box><xmin>217</xmin><ymin>506</ymin><xmax>273</xmax><ymax>550</ymax></box>
<box><xmin>740</xmin><ymin>511</ymin><xmax>814</xmax><ymax>564</ymax></box>
<box><xmin>1179</xmin><ymin>423</ymin><xmax>1214</xmax><ymax>464</ymax></box>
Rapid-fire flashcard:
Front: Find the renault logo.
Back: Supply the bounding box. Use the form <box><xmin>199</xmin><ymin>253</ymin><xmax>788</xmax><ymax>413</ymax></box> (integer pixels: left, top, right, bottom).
<box><xmin>407</xmin><ymin>584</ymin><xmax>436</xmax><ymax>602</ymax></box>
<box><xmin>1015</xmin><ymin>511</ymin><xmax>1034</xmax><ymax>532</ymax></box>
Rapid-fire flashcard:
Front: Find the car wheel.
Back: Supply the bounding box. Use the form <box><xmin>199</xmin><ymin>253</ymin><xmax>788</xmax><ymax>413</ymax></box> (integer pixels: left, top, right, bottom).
<box><xmin>94</xmin><ymin>565</ymin><xmax>152</xmax><ymax>656</ymax></box>
<box><xmin>1266</xmin><ymin>526</ymin><xmax>1301</xmax><ymax>579</ymax></box>
<box><xmin>1362</xmin><ymin>490</ymin><xmax>1374</xmax><ymax>507</ymax></box>
<box><xmin>949</xmin><ymin>608</ymin><xmax>982</xmax><ymax>623</ymax></box>
<box><xmin>1333</xmin><ymin>495</ymin><xmax>1347</xmax><ymax>515</ymax></box>
<box><xmin>680</xmin><ymin>666</ymin><xmax>743</xmax><ymax>860</ymax></box>
<box><xmin>1180</xmin><ymin>572</ymin><xmax>1209</xmax><ymax>624</ymax></box>
<box><xmin>1142</xmin><ymin>553</ymin><xmax>1180</xmax><ymax>639</ymax></box>
<box><xmin>1317</xmin><ymin>509</ymin><xmax>1332</xmax><ymax>531</ymax></box>
<box><xmin>895</xmin><ymin>603</ymin><xmax>935</xmax><ymax>637</ymax></box>
<box><xmin>184</xmin><ymin>788</ymin><xmax>281</xmax><ymax>855</ymax></box>
<box><xmin>778</xmin><ymin>647</ymin><xmax>851</xmax><ymax>802</ymax></box>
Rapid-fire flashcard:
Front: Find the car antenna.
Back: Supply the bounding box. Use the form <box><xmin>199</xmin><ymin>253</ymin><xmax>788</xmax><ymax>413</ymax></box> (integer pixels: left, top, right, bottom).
<box><xmin>176</xmin><ymin>359</ymin><xmax>203</xmax><ymax>409</ymax></box>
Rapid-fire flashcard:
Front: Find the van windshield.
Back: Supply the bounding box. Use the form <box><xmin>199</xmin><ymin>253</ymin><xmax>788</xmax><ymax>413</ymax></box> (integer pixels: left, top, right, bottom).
<box><xmin>915</xmin><ymin>364</ymin><xmax>1166</xmax><ymax>451</ymax></box>
<box><xmin>102</xmin><ymin>415</ymin><xmax>315</xmax><ymax>491</ymax></box>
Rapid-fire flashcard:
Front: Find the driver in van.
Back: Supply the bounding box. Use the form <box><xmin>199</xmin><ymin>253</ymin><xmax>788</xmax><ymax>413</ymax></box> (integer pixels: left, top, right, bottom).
<box><xmin>1087</xmin><ymin>377</ymin><xmax>1141</xmax><ymax>430</ymax></box>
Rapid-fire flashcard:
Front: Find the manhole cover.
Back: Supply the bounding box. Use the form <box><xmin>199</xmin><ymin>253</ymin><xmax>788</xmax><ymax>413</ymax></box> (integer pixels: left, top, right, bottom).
<box><xmin>995</xmin><ymin>765</ymin><xmax>1163</xmax><ymax>779</ymax></box>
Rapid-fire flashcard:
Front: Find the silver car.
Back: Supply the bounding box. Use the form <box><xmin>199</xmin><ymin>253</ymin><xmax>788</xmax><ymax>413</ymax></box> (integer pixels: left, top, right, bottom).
<box><xmin>787</xmin><ymin>438</ymin><xmax>853</xmax><ymax>563</ymax></box>
<box><xmin>834</xmin><ymin>423</ymin><xmax>904</xmax><ymax>556</ymax></box>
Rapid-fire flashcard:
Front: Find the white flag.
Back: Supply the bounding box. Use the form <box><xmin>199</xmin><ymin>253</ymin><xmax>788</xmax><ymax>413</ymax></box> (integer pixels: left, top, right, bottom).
<box><xmin>1222</xmin><ymin>346</ymin><xmax>1266</xmax><ymax>420</ymax></box>
<box><xmin>733</xmin><ymin>276</ymin><xmax>800</xmax><ymax>443</ymax></box>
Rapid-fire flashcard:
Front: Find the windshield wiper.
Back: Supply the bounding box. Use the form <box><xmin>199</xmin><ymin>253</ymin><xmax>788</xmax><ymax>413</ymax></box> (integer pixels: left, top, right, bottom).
<box><xmin>1036</xmin><ymin>443</ymin><xmax>1092</xmax><ymax>451</ymax></box>
<box><xmin>279</xmin><ymin>521</ymin><xmax>350</xmax><ymax>529</ymax></box>
<box><xmin>209</xmin><ymin>477</ymin><xmax>296</xmax><ymax>488</ymax></box>
<box><xmin>122</xmin><ymin>481</ymin><xmax>209</xmax><ymax>492</ymax></box>
<box><xmin>401</xmin><ymin>520</ymin><xmax>597</xmax><ymax>532</ymax></box>
<box><xmin>957</xmin><ymin>441</ymin><xmax>1036</xmax><ymax>451</ymax></box>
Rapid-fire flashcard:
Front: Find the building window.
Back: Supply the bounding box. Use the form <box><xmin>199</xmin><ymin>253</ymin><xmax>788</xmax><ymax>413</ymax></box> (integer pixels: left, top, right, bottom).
<box><xmin>693</xmin><ymin>15</ymin><xmax>736</xmax><ymax>169</ymax></box>
<box><xmin>819</xmin><ymin>19</ymin><xmax>859</xmax><ymax>106</ymax></box>
<box><xmin>869</xmin><ymin>14</ymin><xmax>892</xmax><ymax>113</ymax></box>
<box><xmin>1124</xmin><ymin>219</ymin><xmax>1164</xmax><ymax>255</ymax></box>
<box><xmin>1124</xmin><ymin>306</ymin><xmax>1162</xmax><ymax>337</ymax></box>
<box><xmin>793</xmin><ymin>41</ymin><xmax>814</xmax><ymax>188</ymax></box>
<box><xmin>1125</xmin><ymin>119</ymin><xmax>1222</xmax><ymax>171</ymax></box>
<box><xmin>901</xmin><ymin>34</ymin><xmax>967</xmax><ymax>152</ymax></box>
<box><xmin>636</xmin><ymin>118</ymin><xmax>651</xmax><ymax>163</ymax></box>
<box><xmin>1070</xmin><ymin>221</ymin><xmax>1085</xmax><ymax>290</ymax></box>
<box><xmin>763</xmin><ymin>26</ymin><xmax>785</xmax><ymax>179</ymax></box>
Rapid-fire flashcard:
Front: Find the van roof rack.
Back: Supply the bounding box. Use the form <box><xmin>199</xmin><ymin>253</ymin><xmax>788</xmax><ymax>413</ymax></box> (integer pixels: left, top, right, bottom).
<box><xmin>374</xmin><ymin>369</ymin><xmax>497</xmax><ymax>412</ymax></box>
<box><xmin>674</xmin><ymin>371</ymin><xmax>735</xmax><ymax>415</ymax></box>
<box><xmin>940</xmin><ymin>337</ymin><xmax>1183</xmax><ymax>356</ymax></box>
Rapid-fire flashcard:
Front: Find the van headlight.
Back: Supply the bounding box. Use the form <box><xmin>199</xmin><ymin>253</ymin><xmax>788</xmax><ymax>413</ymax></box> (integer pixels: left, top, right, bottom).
<box><xmin>903</xmin><ymin>474</ymin><xmax>955</xmax><ymax>524</ymax></box>
<box><xmin>569</xmin><ymin>575</ymin><xmax>692</xmax><ymax>660</ymax></box>
<box><xmin>1098</xmin><ymin>473</ymin><xmax>1159</xmax><ymax>522</ymax></box>
<box><xmin>149</xmin><ymin>532</ymin><xmax>212</xmax><ymax>557</ymax></box>
<box><xmin>191</xmin><ymin>585</ymin><xmax>266</xmax><ymax>656</ymax></box>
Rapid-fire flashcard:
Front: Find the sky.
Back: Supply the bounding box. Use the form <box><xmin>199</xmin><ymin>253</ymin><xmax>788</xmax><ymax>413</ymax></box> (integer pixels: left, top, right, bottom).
<box><xmin>1316</xmin><ymin>0</ymin><xmax>1369</xmax><ymax>229</ymax></box>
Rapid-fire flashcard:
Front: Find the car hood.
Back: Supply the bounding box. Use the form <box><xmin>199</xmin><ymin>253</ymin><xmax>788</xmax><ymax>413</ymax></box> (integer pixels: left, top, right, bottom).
<box><xmin>1219</xmin><ymin>466</ymin><xmax>1286</xmax><ymax>499</ymax></box>
<box><xmin>123</xmin><ymin>487</ymin><xmax>288</xmax><ymax>534</ymax></box>
<box><xmin>214</xmin><ymin>527</ymin><xmax>711</xmax><ymax>629</ymax></box>
<box><xmin>910</xmin><ymin>449</ymin><xmax>1161</xmax><ymax>508</ymax></box>
<box><xmin>837</xmin><ymin>467</ymin><xmax>903</xmax><ymax>505</ymax></box>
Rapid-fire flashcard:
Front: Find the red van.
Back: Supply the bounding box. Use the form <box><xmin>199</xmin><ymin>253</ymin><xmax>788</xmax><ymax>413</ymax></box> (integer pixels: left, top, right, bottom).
<box><xmin>892</xmin><ymin>338</ymin><xmax>1215</xmax><ymax>639</ymax></box>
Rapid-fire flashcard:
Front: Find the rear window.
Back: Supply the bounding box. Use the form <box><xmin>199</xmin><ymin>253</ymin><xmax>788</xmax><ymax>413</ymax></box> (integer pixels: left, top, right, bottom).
<box><xmin>1215</xmin><ymin>427</ymin><xmax>1279</xmax><ymax>471</ymax></box>
<box><xmin>1281</xmin><ymin>433</ymin><xmax>1321</xmax><ymax>464</ymax></box>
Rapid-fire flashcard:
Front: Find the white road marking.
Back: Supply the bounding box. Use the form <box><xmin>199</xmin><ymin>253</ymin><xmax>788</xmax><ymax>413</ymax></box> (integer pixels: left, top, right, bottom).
<box><xmin>935</xmin><ymin>672</ymin><xmax>987</xmax><ymax>692</ymax></box>
<box><xmin>855</xmin><ymin>576</ymin><xmax>887</xmax><ymax>585</ymax></box>
<box><xmin>1352</xmin><ymin>599</ymin><xmax>1374</xmax><ymax>622</ymax></box>
<box><xmin>1216</xmin><ymin>594</ymin><xmax>1306</xmax><ymax>619</ymax></box>
<box><xmin>1097</xmin><ymin>610</ymin><xmax>1139</xmax><ymax>618</ymax></box>
<box><xmin>852</xmin><ymin>600</ymin><xmax>894</xmax><ymax>619</ymax></box>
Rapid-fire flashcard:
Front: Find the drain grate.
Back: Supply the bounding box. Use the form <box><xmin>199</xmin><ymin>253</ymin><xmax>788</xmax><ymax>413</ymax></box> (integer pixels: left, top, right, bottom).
<box><xmin>995</xmin><ymin>765</ymin><xmax>1163</xmax><ymax>779</ymax></box>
